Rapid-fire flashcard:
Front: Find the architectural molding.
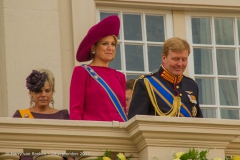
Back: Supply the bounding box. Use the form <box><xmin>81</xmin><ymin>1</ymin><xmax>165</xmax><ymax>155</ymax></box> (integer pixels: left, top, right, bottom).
<box><xmin>94</xmin><ymin>0</ymin><xmax>240</xmax><ymax>13</ymax></box>
<box><xmin>127</xmin><ymin>116</ymin><xmax>240</xmax><ymax>156</ymax></box>
<box><xmin>1</xmin><ymin>116</ymin><xmax>240</xmax><ymax>159</ymax></box>
<box><xmin>0</xmin><ymin>0</ymin><xmax>8</xmax><ymax>117</ymax></box>
<box><xmin>58</xmin><ymin>0</ymin><xmax>75</xmax><ymax>110</ymax></box>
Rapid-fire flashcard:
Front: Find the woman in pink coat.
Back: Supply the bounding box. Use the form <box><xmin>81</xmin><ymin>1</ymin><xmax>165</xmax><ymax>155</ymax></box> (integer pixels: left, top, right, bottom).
<box><xmin>70</xmin><ymin>15</ymin><xmax>127</xmax><ymax>122</ymax></box>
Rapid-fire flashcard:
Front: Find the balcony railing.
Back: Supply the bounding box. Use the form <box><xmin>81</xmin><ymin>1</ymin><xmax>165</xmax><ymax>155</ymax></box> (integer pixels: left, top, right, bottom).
<box><xmin>0</xmin><ymin>115</ymin><xmax>240</xmax><ymax>160</ymax></box>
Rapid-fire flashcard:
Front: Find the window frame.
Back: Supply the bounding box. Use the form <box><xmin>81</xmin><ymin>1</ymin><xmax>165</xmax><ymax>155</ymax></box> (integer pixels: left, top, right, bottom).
<box><xmin>96</xmin><ymin>7</ymin><xmax>174</xmax><ymax>78</ymax></box>
<box><xmin>186</xmin><ymin>12</ymin><xmax>240</xmax><ymax>119</ymax></box>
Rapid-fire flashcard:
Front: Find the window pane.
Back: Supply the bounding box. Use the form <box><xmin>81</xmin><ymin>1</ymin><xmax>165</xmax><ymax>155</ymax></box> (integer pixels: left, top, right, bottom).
<box><xmin>201</xmin><ymin>109</ymin><xmax>216</xmax><ymax>118</ymax></box>
<box><xmin>220</xmin><ymin>109</ymin><xmax>239</xmax><ymax>119</ymax></box>
<box><xmin>127</xmin><ymin>74</ymin><xmax>141</xmax><ymax>80</ymax></box>
<box><xmin>216</xmin><ymin>49</ymin><xmax>236</xmax><ymax>75</ymax></box>
<box><xmin>148</xmin><ymin>46</ymin><xmax>162</xmax><ymax>72</ymax></box>
<box><xmin>218</xmin><ymin>79</ymin><xmax>238</xmax><ymax>106</ymax></box>
<box><xmin>109</xmin><ymin>44</ymin><xmax>121</xmax><ymax>70</ymax></box>
<box><xmin>191</xmin><ymin>18</ymin><xmax>211</xmax><ymax>44</ymax></box>
<box><xmin>193</xmin><ymin>48</ymin><xmax>213</xmax><ymax>74</ymax></box>
<box><xmin>100</xmin><ymin>12</ymin><xmax>118</xmax><ymax>20</ymax></box>
<box><xmin>123</xmin><ymin>14</ymin><xmax>142</xmax><ymax>41</ymax></box>
<box><xmin>214</xmin><ymin>18</ymin><xmax>234</xmax><ymax>45</ymax></box>
<box><xmin>195</xmin><ymin>78</ymin><xmax>215</xmax><ymax>105</ymax></box>
<box><xmin>125</xmin><ymin>44</ymin><xmax>144</xmax><ymax>71</ymax></box>
<box><xmin>146</xmin><ymin>15</ymin><xmax>165</xmax><ymax>42</ymax></box>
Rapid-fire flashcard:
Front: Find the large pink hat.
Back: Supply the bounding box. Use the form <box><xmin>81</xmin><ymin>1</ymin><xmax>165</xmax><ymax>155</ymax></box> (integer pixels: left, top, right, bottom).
<box><xmin>76</xmin><ymin>15</ymin><xmax>120</xmax><ymax>62</ymax></box>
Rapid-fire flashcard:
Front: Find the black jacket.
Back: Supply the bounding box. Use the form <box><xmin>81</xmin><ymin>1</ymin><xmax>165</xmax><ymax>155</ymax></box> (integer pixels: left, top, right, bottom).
<box><xmin>128</xmin><ymin>66</ymin><xmax>203</xmax><ymax>119</ymax></box>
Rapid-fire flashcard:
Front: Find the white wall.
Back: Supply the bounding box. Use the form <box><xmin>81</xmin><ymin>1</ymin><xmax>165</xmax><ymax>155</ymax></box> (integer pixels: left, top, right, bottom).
<box><xmin>2</xmin><ymin>0</ymin><xmax>63</xmax><ymax>116</ymax></box>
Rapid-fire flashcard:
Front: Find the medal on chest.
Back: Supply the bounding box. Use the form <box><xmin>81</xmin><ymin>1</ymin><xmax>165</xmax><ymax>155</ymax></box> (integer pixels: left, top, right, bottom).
<box><xmin>186</xmin><ymin>91</ymin><xmax>198</xmax><ymax>117</ymax></box>
<box><xmin>187</xmin><ymin>94</ymin><xmax>197</xmax><ymax>104</ymax></box>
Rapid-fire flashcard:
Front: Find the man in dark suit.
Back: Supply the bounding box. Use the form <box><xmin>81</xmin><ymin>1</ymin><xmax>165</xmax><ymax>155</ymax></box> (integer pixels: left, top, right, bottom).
<box><xmin>128</xmin><ymin>37</ymin><xmax>203</xmax><ymax>119</ymax></box>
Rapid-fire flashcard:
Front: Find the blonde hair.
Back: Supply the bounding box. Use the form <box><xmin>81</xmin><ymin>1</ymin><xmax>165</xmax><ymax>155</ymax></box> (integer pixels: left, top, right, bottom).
<box><xmin>162</xmin><ymin>37</ymin><xmax>190</xmax><ymax>56</ymax></box>
<box><xmin>35</xmin><ymin>69</ymin><xmax>55</xmax><ymax>93</ymax></box>
<box><xmin>112</xmin><ymin>35</ymin><xmax>118</xmax><ymax>46</ymax></box>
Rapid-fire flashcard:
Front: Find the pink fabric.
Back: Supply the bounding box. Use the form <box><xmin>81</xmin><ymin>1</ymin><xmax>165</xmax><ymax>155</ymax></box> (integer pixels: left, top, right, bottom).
<box><xmin>70</xmin><ymin>65</ymin><xmax>126</xmax><ymax>122</ymax></box>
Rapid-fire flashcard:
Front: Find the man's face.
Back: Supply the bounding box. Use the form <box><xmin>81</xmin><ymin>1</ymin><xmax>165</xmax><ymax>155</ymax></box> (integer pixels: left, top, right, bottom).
<box><xmin>125</xmin><ymin>89</ymin><xmax>133</xmax><ymax>115</ymax></box>
<box><xmin>162</xmin><ymin>50</ymin><xmax>189</xmax><ymax>76</ymax></box>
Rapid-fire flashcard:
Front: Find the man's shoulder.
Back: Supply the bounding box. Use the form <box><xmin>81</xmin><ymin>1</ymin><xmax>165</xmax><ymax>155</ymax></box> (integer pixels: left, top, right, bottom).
<box><xmin>136</xmin><ymin>72</ymin><xmax>155</xmax><ymax>80</ymax></box>
<box><xmin>133</xmin><ymin>73</ymin><xmax>156</xmax><ymax>88</ymax></box>
<box><xmin>183</xmin><ymin>75</ymin><xmax>197</xmax><ymax>84</ymax></box>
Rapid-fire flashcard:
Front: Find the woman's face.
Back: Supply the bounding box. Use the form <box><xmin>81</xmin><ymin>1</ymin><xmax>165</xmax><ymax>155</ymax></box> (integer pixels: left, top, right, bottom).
<box><xmin>92</xmin><ymin>35</ymin><xmax>116</xmax><ymax>63</ymax></box>
<box><xmin>30</xmin><ymin>83</ymin><xmax>53</xmax><ymax>108</ymax></box>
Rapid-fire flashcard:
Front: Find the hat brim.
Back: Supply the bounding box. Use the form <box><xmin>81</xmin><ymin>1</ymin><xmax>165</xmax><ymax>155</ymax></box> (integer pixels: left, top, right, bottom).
<box><xmin>76</xmin><ymin>15</ymin><xmax>120</xmax><ymax>62</ymax></box>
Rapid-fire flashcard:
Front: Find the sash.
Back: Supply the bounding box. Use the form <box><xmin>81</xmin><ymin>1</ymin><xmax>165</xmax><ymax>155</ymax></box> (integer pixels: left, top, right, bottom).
<box><xmin>146</xmin><ymin>76</ymin><xmax>192</xmax><ymax>117</ymax></box>
<box><xmin>19</xmin><ymin>109</ymin><xmax>34</xmax><ymax>118</ymax></box>
<box><xmin>81</xmin><ymin>64</ymin><xmax>127</xmax><ymax>121</ymax></box>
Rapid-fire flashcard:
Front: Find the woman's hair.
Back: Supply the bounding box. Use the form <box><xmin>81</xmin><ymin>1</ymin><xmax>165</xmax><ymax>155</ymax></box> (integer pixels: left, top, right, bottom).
<box><xmin>36</xmin><ymin>69</ymin><xmax>55</xmax><ymax>93</ymax></box>
<box><xmin>26</xmin><ymin>69</ymin><xmax>55</xmax><ymax>93</ymax></box>
<box><xmin>112</xmin><ymin>35</ymin><xmax>118</xmax><ymax>46</ymax></box>
<box><xmin>162</xmin><ymin>37</ymin><xmax>190</xmax><ymax>56</ymax></box>
<box><xmin>91</xmin><ymin>35</ymin><xmax>118</xmax><ymax>59</ymax></box>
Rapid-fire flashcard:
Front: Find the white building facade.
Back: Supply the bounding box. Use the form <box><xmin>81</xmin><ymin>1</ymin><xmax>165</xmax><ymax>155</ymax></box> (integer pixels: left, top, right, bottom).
<box><xmin>1</xmin><ymin>0</ymin><xmax>240</xmax><ymax>119</ymax></box>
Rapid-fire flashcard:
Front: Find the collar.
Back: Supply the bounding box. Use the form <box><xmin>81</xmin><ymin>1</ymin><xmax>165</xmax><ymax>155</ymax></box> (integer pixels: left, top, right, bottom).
<box><xmin>160</xmin><ymin>65</ymin><xmax>183</xmax><ymax>84</ymax></box>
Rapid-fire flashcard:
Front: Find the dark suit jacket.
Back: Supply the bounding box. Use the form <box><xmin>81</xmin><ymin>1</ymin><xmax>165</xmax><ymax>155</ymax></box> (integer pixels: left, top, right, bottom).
<box><xmin>128</xmin><ymin>66</ymin><xmax>203</xmax><ymax>119</ymax></box>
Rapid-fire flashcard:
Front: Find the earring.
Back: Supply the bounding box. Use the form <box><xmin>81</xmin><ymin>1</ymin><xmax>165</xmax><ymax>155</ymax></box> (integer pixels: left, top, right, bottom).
<box><xmin>51</xmin><ymin>98</ymin><xmax>54</xmax><ymax>108</ymax></box>
<box><xmin>92</xmin><ymin>51</ymin><xmax>95</xmax><ymax>55</ymax></box>
<box><xmin>30</xmin><ymin>96</ymin><xmax>35</xmax><ymax>108</ymax></box>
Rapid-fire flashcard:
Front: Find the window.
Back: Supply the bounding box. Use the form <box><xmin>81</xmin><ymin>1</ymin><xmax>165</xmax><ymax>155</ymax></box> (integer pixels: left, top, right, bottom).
<box><xmin>98</xmin><ymin>9</ymin><xmax>173</xmax><ymax>79</ymax></box>
<box><xmin>186</xmin><ymin>13</ymin><xmax>240</xmax><ymax>119</ymax></box>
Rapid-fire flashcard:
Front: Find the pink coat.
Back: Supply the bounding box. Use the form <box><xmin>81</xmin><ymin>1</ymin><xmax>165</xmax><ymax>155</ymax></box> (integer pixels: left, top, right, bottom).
<box><xmin>70</xmin><ymin>65</ymin><xmax>126</xmax><ymax>122</ymax></box>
